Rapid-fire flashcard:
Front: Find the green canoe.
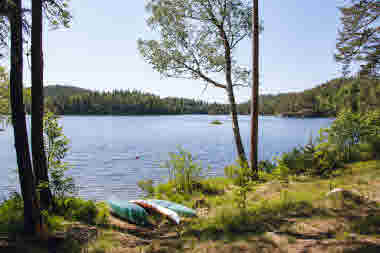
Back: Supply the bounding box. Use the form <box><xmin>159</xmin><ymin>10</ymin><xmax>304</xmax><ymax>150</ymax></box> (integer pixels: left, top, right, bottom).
<box><xmin>107</xmin><ymin>198</ymin><xmax>149</xmax><ymax>226</ymax></box>
<box><xmin>149</xmin><ymin>199</ymin><xmax>197</xmax><ymax>217</ymax></box>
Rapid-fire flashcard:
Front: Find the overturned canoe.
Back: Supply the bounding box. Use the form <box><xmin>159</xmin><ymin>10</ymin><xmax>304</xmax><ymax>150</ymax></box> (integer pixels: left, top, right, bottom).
<box><xmin>107</xmin><ymin>197</ymin><xmax>149</xmax><ymax>226</ymax></box>
<box><xmin>149</xmin><ymin>199</ymin><xmax>197</xmax><ymax>217</ymax></box>
<box><xmin>130</xmin><ymin>199</ymin><xmax>180</xmax><ymax>225</ymax></box>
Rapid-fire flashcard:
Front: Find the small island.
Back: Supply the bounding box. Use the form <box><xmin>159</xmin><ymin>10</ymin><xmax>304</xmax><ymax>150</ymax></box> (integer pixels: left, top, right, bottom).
<box><xmin>210</xmin><ymin>120</ymin><xmax>223</xmax><ymax>125</ymax></box>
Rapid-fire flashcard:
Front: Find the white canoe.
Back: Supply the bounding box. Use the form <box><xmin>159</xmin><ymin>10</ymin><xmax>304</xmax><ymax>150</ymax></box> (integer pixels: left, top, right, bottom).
<box><xmin>129</xmin><ymin>199</ymin><xmax>180</xmax><ymax>225</ymax></box>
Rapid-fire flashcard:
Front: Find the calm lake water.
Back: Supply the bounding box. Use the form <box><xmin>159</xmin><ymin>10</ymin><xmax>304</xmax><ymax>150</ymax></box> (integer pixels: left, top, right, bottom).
<box><xmin>0</xmin><ymin>115</ymin><xmax>333</xmax><ymax>201</ymax></box>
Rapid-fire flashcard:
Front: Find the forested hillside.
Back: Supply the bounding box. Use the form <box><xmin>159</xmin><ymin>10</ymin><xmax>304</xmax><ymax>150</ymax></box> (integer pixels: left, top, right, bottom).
<box><xmin>43</xmin><ymin>85</ymin><xmax>230</xmax><ymax>115</ymax></box>
<box><xmin>42</xmin><ymin>78</ymin><xmax>380</xmax><ymax>116</ymax></box>
<box><xmin>238</xmin><ymin>77</ymin><xmax>380</xmax><ymax>117</ymax></box>
<box><xmin>44</xmin><ymin>85</ymin><xmax>91</xmax><ymax>97</ymax></box>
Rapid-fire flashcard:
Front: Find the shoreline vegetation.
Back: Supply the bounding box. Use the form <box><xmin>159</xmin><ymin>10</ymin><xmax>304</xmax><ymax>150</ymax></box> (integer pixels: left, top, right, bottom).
<box><xmin>0</xmin><ymin>0</ymin><xmax>378</xmax><ymax>252</ymax></box>
<box><xmin>1</xmin><ymin>109</ymin><xmax>380</xmax><ymax>252</ymax></box>
<box><xmin>25</xmin><ymin>76</ymin><xmax>379</xmax><ymax>118</ymax></box>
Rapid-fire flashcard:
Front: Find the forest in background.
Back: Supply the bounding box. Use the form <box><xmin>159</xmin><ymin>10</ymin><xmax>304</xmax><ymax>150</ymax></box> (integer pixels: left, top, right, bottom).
<box><xmin>38</xmin><ymin>85</ymin><xmax>230</xmax><ymax>115</ymax></box>
<box><xmin>239</xmin><ymin>77</ymin><xmax>380</xmax><ymax>117</ymax></box>
<box><xmin>40</xmin><ymin>77</ymin><xmax>380</xmax><ymax>117</ymax></box>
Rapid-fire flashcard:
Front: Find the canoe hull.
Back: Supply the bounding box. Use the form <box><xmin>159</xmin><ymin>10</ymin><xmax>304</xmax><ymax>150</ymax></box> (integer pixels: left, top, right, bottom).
<box><xmin>149</xmin><ymin>199</ymin><xmax>197</xmax><ymax>217</ymax></box>
<box><xmin>107</xmin><ymin>198</ymin><xmax>149</xmax><ymax>226</ymax></box>
<box><xmin>130</xmin><ymin>199</ymin><xmax>180</xmax><ymax>225</ymax></box>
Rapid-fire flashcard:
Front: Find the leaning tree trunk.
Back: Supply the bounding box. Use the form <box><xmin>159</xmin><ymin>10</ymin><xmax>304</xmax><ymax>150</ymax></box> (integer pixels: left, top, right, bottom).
<box><xmin>224</xmin><ymin>41</ymin><xmax>247</xmax><ymax>163</ymax></box>
<box><xmin>9</xmin><ymin>0</ymin><xmax>42</xmax><ymax>235</ymax></box>
<box><xmin>31</xmin><ymin>0</ymin><xmax>52</xmax><ymax>210</ymax></box>
<box><xmin>226</xmin><ymin>85</ymin><xmax>247</xmax><ymax>164</ymax></box>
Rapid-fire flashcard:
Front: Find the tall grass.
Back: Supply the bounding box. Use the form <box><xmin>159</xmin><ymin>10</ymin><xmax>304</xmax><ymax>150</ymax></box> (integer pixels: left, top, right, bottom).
<box><xmin>163</xmin><ymin>148</ymin><xmax>205</xmax><ymax>194</ymax></box>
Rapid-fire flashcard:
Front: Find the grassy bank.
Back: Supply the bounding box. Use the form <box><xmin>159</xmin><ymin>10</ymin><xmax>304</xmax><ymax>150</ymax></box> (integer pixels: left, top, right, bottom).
<box><xmin>2</xmin><ymin>160</ymin><xmax>380</xmax><ymax>253</ymax></box>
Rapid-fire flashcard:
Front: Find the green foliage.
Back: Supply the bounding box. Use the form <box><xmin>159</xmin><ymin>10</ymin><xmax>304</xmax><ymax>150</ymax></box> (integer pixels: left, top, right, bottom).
<box><xmin>210</xmin><ymin>120</ymin><xmax>223</xmax><ymax>125</ymax></box>
<box><xmin>0</xmin><ymin>192</ymin><xmax>24</xmax><ymax>233</ymax></box>
<box><xmin>44</xmin><ymin>0</ymin><xmax>72</xmax><ymax>29</ymax></box>
<box><xmin>258</xmin><ymin>160</ymin><xmax>276</xmax><ymax>173</ymax></box>
<box><xmin>273</xmin><ymin>110</ymin><xmax>380</xmax><ymax>178</ymax></box>
<box><xmin>54</xmin><ymin>197</ymin><xmax>109</xmax><ymax>225</ymax></box>
<box><xmin>312</xmin><ymin>142</ymin><xmax>342</xmax><ymax>176</ymax></box>
<box><xmin>138</xmin><ymin>0</ymin><xmax>253</xmax><ymax>87</ymax></box>
<box><xmin>225</xmin><ymin>160</ymin><xmax>257</xmax><ymax>212</ymax></box>
<box><xmin>320</xmin><ymin>109</ymin><xmax>380</xmax><ymax>162</ymax></box>
<box><xmin>320</xmin><ymin>109</ymin><xmax>362</xmax><ymax>161</ymax></box>
<box><xmin>45</xmin><ymin>213</ymin><xmax>65</xmax><ymax>231</ymax></box>
<box><xmin>43</xmin><ymin>85</ymin><xmax>231</xmax><ymax>115</ymax></box>
<box><xmin>197</xmin><ymin>177</ymin><xmax>229</xmax><ymax>195</ymax></box>
<box><xmin>164</xmin><ymin>148</ymin><xmax>205</xmax><ymax>194</ymax></box>
<box><xmin>239</xmin><ymin>78</ymin><xmax>380</xmax><ymax>116</ymax></box>
<box><xmin>0</xmin><ymin>67</ymin><xmax>10</xmax><ymax>118</ymax></box>
<box><xmin>44</xmin><ymin>111</ymin><xmax>76</xmax><ymax>199</ymax></box>
<box><xmin>335</xmin><ymin>0</ymin><xmax>379</xmax><ymax>77</ymax></box>
<box><xmin>224</xmin><ymin>160</ymin><xmax>253</xmax><ymax>186</ymax></box>
<box><xmin>137</xmin><ymin>179</ymin><xmax>155</xmax><ymax>197</ymax></box>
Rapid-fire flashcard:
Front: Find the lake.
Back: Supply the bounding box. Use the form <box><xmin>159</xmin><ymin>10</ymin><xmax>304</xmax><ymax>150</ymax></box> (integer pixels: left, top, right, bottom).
<box><xmin>0</xmin><ymin>115</ymin><xmax>333</xmax><ymax>201</ymax></box>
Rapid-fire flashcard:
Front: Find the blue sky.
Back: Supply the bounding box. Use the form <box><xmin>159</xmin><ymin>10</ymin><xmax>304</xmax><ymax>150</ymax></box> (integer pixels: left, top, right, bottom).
<box><xmin>26</xmin><ymin>0</ymin><xmax>344</xmax><ymax>103</ymax></box>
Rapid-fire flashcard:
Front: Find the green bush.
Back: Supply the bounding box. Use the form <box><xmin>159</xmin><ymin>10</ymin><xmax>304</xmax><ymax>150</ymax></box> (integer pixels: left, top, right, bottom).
<box><xmin>224</xmin><ymin>160</ymin><xmax>255</xmax><ymax>186</ymax></box>
<box><xmin>0</xmin><ymin>192</ymin><xmax>24</xmax><ymax>233</ymax></box>
<box><xmin>258</xmin><ymin>160</ymin><xmax>276</xmax><ymax>173</ymax></box>
<box><xmin>319</xmin><ymin>109</ymin><xmax>380</xmax><ymax>162</ymax></box>
<box><xmin>163</xmin><ymin>148</ymin><xmax>205</xmax><ymax>194</ymax></box>
<box><xmin>45</xmin><ymin>214</ymin><xmax>65</xmax><ymax>231</ymax></box>
<box><xmin>44</xmin><ymin>111</ymin><xmax>77</xmax><ymax>199</ymax></box>
<box><xmin>275</xmin><ymin>110</ymin><xmax>380</xmax><ymax>177</ymax></box>
<box><xmin>137</xmin><ymin>179</ymin><xmax>155</xmax><ymax>197</ymax></box>
<box><xmin>54</xmin><ymin>197</ymin><xmax>109</xmax><ymax>225</ymax></box>
<box><xmin>224</xmin><ymin>161</ymin><xmax>257</xmax><ymax>212</ymax></box>
<box><xmin>197</xmin><ymin>177</ymin><xmax>229</xmax><ymax>195</ymax></box>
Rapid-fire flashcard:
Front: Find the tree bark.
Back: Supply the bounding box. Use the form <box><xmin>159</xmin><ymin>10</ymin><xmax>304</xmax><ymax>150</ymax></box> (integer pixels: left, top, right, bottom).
<box><xmin>226</xmin><ymin>86</ymin><xmax>247</xmax><ymax>163</ymax></box>
<box><xmin>222</xmin><ymin>31</ymin><xmax>247</xmax><ymax>163</ymax></box>
<box><xmin>9</xmin><ymin>0</ymin><xmax>42</xmax><ymax>235</ymax></box>
<box><xmin>32</xmin><ymin>0</ymin><xmax>52</xmax><ymax>210</ymax></box>
<box><xmin>251</xmin><ymin>0</ymin><xmax>259</xmax><ymax>177</ymax></box>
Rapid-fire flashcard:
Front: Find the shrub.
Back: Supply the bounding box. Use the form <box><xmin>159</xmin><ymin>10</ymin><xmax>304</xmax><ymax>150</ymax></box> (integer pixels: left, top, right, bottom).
<box><xmin>197</xmin><ymin>177</ymin><xmax>229</xmax><ymax>195</ymax></box>
<box><xmin>258</xmin><ymin>160</ymin><xmax>276</xmax><ymax>173</ymax></box>
<box><xmin>163</xmin><ymin>148</ymin><xmax>205</xmax><ymax>194</ymax></box>
<box><xmin>0</xmin><ymin>192</ymin><xmax>24</xmax><ymax>233</ymax></box>
<box><xmin>312</xmin><ymin>142</ymin><xmax>342</xmax><ymax>176</ymax></box>
<box><xmin>54</xmin><ymin>197</ymin><xmax>109</xmax><ymax>225</ymax></box>
<box><xmin>319</xmin><ymin>109</ymin><xmax>380</xmax><ymax>162</ymax></box>
<box><xmin>224</xmin><ymin>160</ymin><xmax>257</xmax><ymax>213</ymax></box>
<box><xmin>45</xmin><ymin>214</ymin><xmax>65</xmax><ymax>231</ymax></box>
<box><xmin>137</xmin><ymin>179</ymin><xmax>155</xmax><ymax>197</ymax></box>
<box><xmin>44</xmin><ymin>111</ymin><xmax>77</xmax><ymax>199</ymax></box>
<box><xmin>275</xmin><ymin>110</ymin><xmax>380</xmax><ymax>178</ymax></box>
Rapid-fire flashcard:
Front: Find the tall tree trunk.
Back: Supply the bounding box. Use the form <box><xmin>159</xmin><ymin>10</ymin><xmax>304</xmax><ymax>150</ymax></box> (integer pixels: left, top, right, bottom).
<box><xmin>223</xmin><ymin>37</ymin><xmax>247</xmax><ymax>163</ymax></box>
<box><xmin>9</xmin><ymin>0</ymin><xmax>42</xmax><ymax>235</ymax></box>
<box><xmin>251</xmin><ymin>0</ymin><xmax>259</xmax><ymax>177</ymax></box>
<box><xmin>31</xmin><ymin>0</ymin><xmax>52</xmax><ymax>210</ymax></box>
<box><xmin>226</xmin><ymin>86</ymin><xmax>247</xmax><ymax>163</ymax></box>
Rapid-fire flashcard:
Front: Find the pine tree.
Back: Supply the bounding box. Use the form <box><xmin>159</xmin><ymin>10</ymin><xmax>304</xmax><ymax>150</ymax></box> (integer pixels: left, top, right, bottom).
<box><xmin>335</xmin><ymin>0</ymin><xmax>379</xmax><ymax>77</ymax></box>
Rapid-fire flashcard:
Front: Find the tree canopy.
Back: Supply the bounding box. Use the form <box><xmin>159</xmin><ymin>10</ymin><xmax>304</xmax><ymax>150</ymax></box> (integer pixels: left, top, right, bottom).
<box><xmin>138</xmin><ymin>0</ymin><xmax>258</xmax><ymax>162</ymax></box>
<box><xmin>138</xmin><ymin>0</ymin><xmax>253</xmax><ymax>89</ymax></box>
<box><xmin>335</xmin><ymin>0</ymin><xmax>380</xmax><ymax>77</ymax></box>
